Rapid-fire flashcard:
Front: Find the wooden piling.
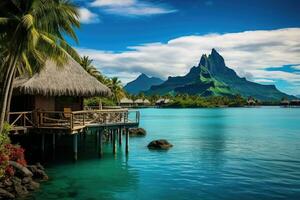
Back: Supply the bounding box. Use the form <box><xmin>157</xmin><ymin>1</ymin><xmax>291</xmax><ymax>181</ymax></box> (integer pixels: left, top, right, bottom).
<box><xmin>52</xmin><ymin>133</ymin><xmax>56</xmax><ymax>150</ymax></box>
<box><xmin>98</xmin><ymin>129</ymin><xmax>103</xmax><ymax>158</ymax></box>
<box><xmin>96</xmin><ymin>130</ymin><xmax>99</xmax><ymax>149</ymax></box>
<box><xmin>118</xmin><ymin>128</ymin><xmax>122</xmax><ymax>145</ymax></box>
<box><xmin>125</xmin><ymin>128</ymin><xmax>129</xmax><ymax>154</ymax></box>
<box><xmin>113</xmin><ymin>129</ymin><xmax>116</xmax><ymax>154</ymax></box>
<box><xmin>41</xmin><ymin>133</ymin><xmax>45</xmax><ymax>153</ymax></box>
<box><xmin>73</xmin><ymin>134</ymin><xmax>78</xmax><ymax>161</ymax></box>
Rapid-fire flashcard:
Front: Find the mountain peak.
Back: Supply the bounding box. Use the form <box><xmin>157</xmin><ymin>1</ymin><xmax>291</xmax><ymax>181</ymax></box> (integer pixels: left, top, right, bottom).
<box><xmin>139</xmin><ymin>73</ymin><xmax>149</xmax><ymax>79</ymax></box>
<box><xmin>211</xmin><ymin>48</ymin><xmax>219</xmax><ymax>55</ymax></box>
<box><xmin>199</xmin><ymin>54</ymin><xmax>208</xmax><ymax>67</ymax></box>
<box><xmin>124</xmin><ymin>73</ymin><xmax>164</xmax><ymax>94</ymax></box>
<box><xmin>210</xmin><ymin>48</ymin><xmax>223</xmax><ymax>60</ymax></box>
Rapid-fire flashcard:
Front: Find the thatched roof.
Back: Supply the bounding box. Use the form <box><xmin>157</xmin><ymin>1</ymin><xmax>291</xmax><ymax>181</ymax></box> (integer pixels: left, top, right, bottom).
<box><xmin>143</xmin><ymin>99</ymin><xmax>150</xmax><ymax>104</ymax></box>
<box><xmin>120</xmin><ymin>97</ymin><xmax>133</xmax><ymax>104</ymax></box>
<box><xmin>14</xmin><ymin>57</ymin><xmax>111</xmax><ymax>97</ymax></box>
<box><xmin>134</xmin><ymin>99</ymin><xmax>144</xmax><ymax>104</ymax></box>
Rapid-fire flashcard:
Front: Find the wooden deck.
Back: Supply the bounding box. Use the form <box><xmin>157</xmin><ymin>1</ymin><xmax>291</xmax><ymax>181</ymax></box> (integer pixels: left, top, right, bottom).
<box><xmin>8</xmin><ymin>109</ymin><xmax>140</xmax><ymax>134</ymax></box>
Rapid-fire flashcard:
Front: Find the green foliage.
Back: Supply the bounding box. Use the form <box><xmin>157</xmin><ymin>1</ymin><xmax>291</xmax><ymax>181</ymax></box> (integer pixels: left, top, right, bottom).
<box><xmin>155</xmin><ymin>94</ymin><xmax>247</xmax><ymax>108</ymax></box>
<box><xmin>79</xmin><ymin>56</ymin><xmax>125</xmax><ymax>104</ymax></box>
<box><xmin>84</xmin><ymin>97</ymin><xmax>117</xmax><ymax>107</ymax></box>
<box><xmin>0</xmin><ymin>0</ymin><xmax>81</xmax><ymax>76</ymax></box>
<box><xmin>0</xmin><ymin>123</ymin><xmax>11</xmax><ymax>180</ymax></box>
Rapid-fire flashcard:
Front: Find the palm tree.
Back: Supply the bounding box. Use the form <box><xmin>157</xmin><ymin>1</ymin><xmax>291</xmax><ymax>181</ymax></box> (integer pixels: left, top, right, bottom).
<box><xmin>0</xmin><ymin>0</ymin><xmax>80</xmax><ymax>133</ymax></box>
<box><xmin>108</xmin><ymin>77</ymin><xmax>125</xmax><ymax>103</ymax></box>
<box><xmin>80</xmin><ymin>55</ymin><xmax>110</xmax><ymax>85</ymax></box>
<box><xmin>80</xmin><ymin>56</ymin><xmax>101</xmax><ymax>77</ymax></box>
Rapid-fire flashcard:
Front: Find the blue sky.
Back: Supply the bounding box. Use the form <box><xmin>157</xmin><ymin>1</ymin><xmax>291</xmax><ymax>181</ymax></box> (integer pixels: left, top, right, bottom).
<box><xmin>72</xmin><ymin>0</ymin><xmax>300</xmax><ymax>95</ymax></box>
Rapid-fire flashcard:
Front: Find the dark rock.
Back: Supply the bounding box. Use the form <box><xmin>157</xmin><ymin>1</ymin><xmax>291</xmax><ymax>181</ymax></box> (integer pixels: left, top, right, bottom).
<box><xmin>129</xmin><ymin>128</ymin><xmax>146</xmax><ymax>137</ymax></box>
<box><xmin>11</xmin><ymin>177</ymin><xmax>21</xmax><ymax>185</ymax></box>
<box><xmin>0</xmin><ymin>188</ymin><xmax>15</xmax><ymax>199</ymax></box>
<box><xmin>11</xmin><ymin>176</ymin><xmax>28</xmax><ymax>197</ymax></box>
<box><xmin>25</xmin><ymin>181</ymin><xmax>40</xmax><ymax>191</ymax></box>
<box><xmin>147</xmin><ymin>139</ymin><xmax>173</xmax><ymax>150</ymax></box>
<box><xmin>9</xmin><ymin>161</ymin><xmax>33</xmax><ymax>177</ymax></box>
<box><xmin>3</xmin><ymin>179</ymin><xmax>13</xmax><ymax>187</ymax></box>
<box><xmin>27</xmin><ymin>165</ymin><xmax>48</xmax><ymax>181</ymax></box>
<box><xmin>35</xmin><ymin>163</ymin><xmax>45</xmax><ymax>171</ymax></box>
<box><xmin>22</xmin><ymin>177</ymin><xmax>32</xmax><ymax>184</ymax></box>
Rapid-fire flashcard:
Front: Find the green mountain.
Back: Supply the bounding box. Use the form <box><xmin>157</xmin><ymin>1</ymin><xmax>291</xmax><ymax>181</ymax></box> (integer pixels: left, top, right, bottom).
<box><xmin>124</xmin><ymin>73</ymin><xmax>164</xmax><ymax>94</ymax></box>
<box><xmin>147</xmin><ymin>49</ymin><xmax>294</xmax><ymax>100</ymax></box>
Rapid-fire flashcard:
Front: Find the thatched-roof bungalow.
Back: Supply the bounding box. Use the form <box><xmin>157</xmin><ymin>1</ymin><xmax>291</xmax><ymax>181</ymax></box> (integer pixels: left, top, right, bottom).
<box><xmin>134</xmin><ymin>99</ymin><xmax>144</xmax><ymax>105</ymax></box>
<box><xmin>11</xmin><ymin>58</ymin><xmax>111</xmax><ymax>112</ymax></box>
<box><xmin>143</xmin><ymin>99</ymin><xmax>151</xmax><ymax>105</ymax></box>
<box><xmin>120</xmin><ymin>97</ymin><xmax>134</xmax><ymax>107</ymax></box>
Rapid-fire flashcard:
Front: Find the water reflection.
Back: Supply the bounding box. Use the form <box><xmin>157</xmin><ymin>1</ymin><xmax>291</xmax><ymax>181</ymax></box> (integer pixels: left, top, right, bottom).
<box><xmin>32</xmin><ymin>134</ymin><xmax>140</xmax><ymax>200</ymax></box>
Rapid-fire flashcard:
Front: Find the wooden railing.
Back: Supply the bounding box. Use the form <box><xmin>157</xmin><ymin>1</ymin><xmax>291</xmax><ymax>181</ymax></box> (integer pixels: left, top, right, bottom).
<box><xmin>8</xmin><ymin>109</ymin><xmax>140</xmax><ymax>132</ymax></box>
<box><xmin>8</xmin><ymin>111</ymin><xmax>34</xmax><ymax>129</ymax></box>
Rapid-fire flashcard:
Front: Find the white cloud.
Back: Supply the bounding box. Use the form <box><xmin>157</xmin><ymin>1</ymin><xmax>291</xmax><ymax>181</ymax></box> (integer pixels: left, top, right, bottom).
<box><xmin>292</xmin><ymin>65</ymin><xmax>300</xmax><ymax>70</ymax></box>
<box><xmin>76</xmin><ymin>28</ymin><xmax>300</xmax><ymax>94</ymax></box>
<box><xmin>249</xmin><ymin>70</ymin><xmax>300</xmax><ymax>83</ymax></box>
<box><xmin>90</xmin><ymin>0</ymin><xmax>177</xmax><ymax>16</ymax></box>
<box><xmin>253</xmin><ymin>79</ymin><xmax>275</xmax><ymax>84</ymax></box>
<box><xmin>78</xmin><ymin>7</ymin><xmax>100</xmax><ymax>24</ymax></box>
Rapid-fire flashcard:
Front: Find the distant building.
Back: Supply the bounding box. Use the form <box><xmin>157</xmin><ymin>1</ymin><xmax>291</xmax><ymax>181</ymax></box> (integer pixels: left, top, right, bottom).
<box><xmin>120</xmin><ymin>97</ymin><xmax>134</xmax><ymax>107</ymax></box>
<box><xmin>134</xmin><ymin>99</ymin><xmax>144</xmax><ymax>106</ymax></box>
<box><xmin>247</xmin><ymin>98</ymin><xmax>256</xmax><ymax>106</ymax></box>
<box><xmin>155</xmin><ymin>98</ymin><xmax>165</xmax><ymax>105</ymax></box>
<box><xmin>290</xmin><ymin>100</ymin><xmax>300</xmax><ymax>106</ymax></box>
<box><xmin>143</xmin><ymin>99</ymin><xmax>151</xmax><ymax>105</ymax></box>
<box><xmin>155</xmin><ymin>98</ymin><xmax>172</xmax><ymax>106</ymax></box>
<box><xmin>280</xmin><ymin>99</ymin><xmax>290</xmax><ymax>106</ymax></box>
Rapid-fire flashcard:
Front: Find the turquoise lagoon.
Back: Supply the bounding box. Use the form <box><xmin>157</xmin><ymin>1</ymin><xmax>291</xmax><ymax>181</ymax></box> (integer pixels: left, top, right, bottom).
<box><xmin>32</xmin><ymin>107</ymin><xmax>300</xmax><ymax>200</ymax></box>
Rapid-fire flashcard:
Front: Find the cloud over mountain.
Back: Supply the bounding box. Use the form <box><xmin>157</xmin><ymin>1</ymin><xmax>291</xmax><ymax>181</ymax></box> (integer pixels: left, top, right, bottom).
<box><xmin>77</xmin><ymin>28</ymin><xmax>300</xmax><ymax>94</ymax></box>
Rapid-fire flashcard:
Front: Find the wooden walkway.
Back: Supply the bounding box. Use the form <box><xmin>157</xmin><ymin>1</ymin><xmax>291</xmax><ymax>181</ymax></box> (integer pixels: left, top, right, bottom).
<box><xmin>8</xmin><ymin>109</ymin><xmax>140</xmax><ymax>161</ymax></box>
<box><xmin>8</xmin><ymin>109</ymin><xmax>139</xmax><ymax>134</ymax></box>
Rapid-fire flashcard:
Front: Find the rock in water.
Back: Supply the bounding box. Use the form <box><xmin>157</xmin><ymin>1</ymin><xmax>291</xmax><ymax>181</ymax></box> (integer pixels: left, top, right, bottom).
<box><xmin>0</xmin><ymin>188</ymin><xmax>15</xmax><ymax>199</ymax></box>
<box><xmin>147</xmin><ymin>139</ymin><xmax>173</xmax><ymax>150</ymax></box>
<box><xmin>129</xmin><ymin>128</ymin><xmax>147</xmax><ymax>137</ymax></box>
<box><xmin>9</xmin><ymin>161</ymin><xmax>33</xmax><ymax>177</ymax></box>
<box><xmin>27</xmin><ymin>165</ymin><xmax>48</xmax><ymax>181</ymax></box>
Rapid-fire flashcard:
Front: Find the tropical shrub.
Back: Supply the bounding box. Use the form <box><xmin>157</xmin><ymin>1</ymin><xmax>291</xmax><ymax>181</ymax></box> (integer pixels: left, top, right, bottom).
<box><xmin>0</xmin><ymin>123</ymin><xmax>27</xmax><ymax>179</ymax></box>
<box><xmin>0</xmin><ymin>123</ymin><xmax>11</xmax><ymax>179</ymax></box>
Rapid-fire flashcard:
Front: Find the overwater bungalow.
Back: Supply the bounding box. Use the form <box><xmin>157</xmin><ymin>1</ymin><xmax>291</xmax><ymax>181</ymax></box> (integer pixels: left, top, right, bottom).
<box><xmin>156</xmin><ymin>98</ymin><xmax>171</xmax><ymax>106</ymax></box>
<box><xmin>247</xmin><ymin>98</ymin><xmax>256</xmax><ymax>106</ymax></box>
<box><xmin>280</xmin><ymin>99</ymin><xmax>290</xmax><ymax>106</ymax></box>
<box><xmin>8</xmin><ymin>58</ymin><xmax>140</xmax><ymax>160</ymax></box>
<box><xmin>143</xmin><ymin>99</ymin><xmax>151</xmax><ymax>105</ymax></box>
<box><xmin>280</xmin><ymin>99</ymin><xmax>300</xmax><ymax>107</ymax></box>
<box><xmin>134</xmin><ymin>99</ymin><xmax>144</xmax><ymax>106</ymax></box>
<box><xmin>290</xmin><ymin>99</ymin><xmax>300</xmax><ymax>106</ymax></box>
<box><xmin>119</xmin><ymin>97</ymin><xmax>134</xmax><ymax>107</ymax></box>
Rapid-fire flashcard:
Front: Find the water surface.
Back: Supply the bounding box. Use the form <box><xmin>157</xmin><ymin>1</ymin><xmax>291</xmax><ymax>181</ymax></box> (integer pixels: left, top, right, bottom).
<box><xmin>32</xmin><ymin>107</ymin><xmax>300</xmax><ymax>200</ymax></box>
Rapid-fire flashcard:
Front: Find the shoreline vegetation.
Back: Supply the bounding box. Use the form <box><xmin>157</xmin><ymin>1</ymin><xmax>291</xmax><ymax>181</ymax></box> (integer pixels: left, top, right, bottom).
<box><xmin>85</xmin><ymin>95</ymin><xmax>290</xmax><ymax>109</ymax></box>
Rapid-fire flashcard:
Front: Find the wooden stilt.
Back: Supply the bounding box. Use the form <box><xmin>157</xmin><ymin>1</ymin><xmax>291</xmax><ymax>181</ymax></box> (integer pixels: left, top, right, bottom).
<box><xmin>118</xmin><ymin>128</ymin><xmax>122</xmax><ymax>145</ymax></box>
<box><xmin>98</xmin><ymin>129</ymin><xmax>103</xmax><ymax>158</ymax></box>
<box><xmin>96</xmin><ymin>130</ymin><xmax>99</xmax><ymax>150</ymax></box>
<box><xmin>41</xmin><ymin>133</ymin><xmax>45</xmax><ymax>153</ymax></box>
<box><xmin>73</xmin><ymin>134</ymin><xmax>78</xmax><ymax>161</ymax></box>
<box><xmin>52</xmin><ymin>133</ymin><xmax>56</xmax><ymax>150</ymax></box>
<box><xmin>110</xmin><ymin>129</ymin><xmax>113</xmax><ymax>143</ymax></box>
<box><xmin>125</xmin><ymin>128</ymin><xmax>129</xmax><ymax>155</ymax></box>
<box><xmin>113</xmin><ymin>129</ymin><xmax>116</xmax><ymax>154</ymax></box>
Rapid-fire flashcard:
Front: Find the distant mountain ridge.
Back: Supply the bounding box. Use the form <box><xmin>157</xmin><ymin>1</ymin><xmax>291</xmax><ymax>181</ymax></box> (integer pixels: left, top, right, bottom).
<box><xmin>147</xmin><ymin>49</ymin><xmax>294</xmax><ymax>101</ymax></box>
<box><xmin>124</xmin><ymin>73</ymin><xmax>164</xmax><ymax>94</ymax></box>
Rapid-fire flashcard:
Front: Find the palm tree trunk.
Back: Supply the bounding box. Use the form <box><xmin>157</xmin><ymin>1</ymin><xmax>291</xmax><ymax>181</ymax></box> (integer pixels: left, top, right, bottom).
<box><xmin>0</xmin><ymin>55</ymin><xmax>18</xmax><ymax>133</ymax></box>
<box><xmin>5</xmin><ymin>69</ymin><xmax>17</xmax><ymax>120</ymax></box>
